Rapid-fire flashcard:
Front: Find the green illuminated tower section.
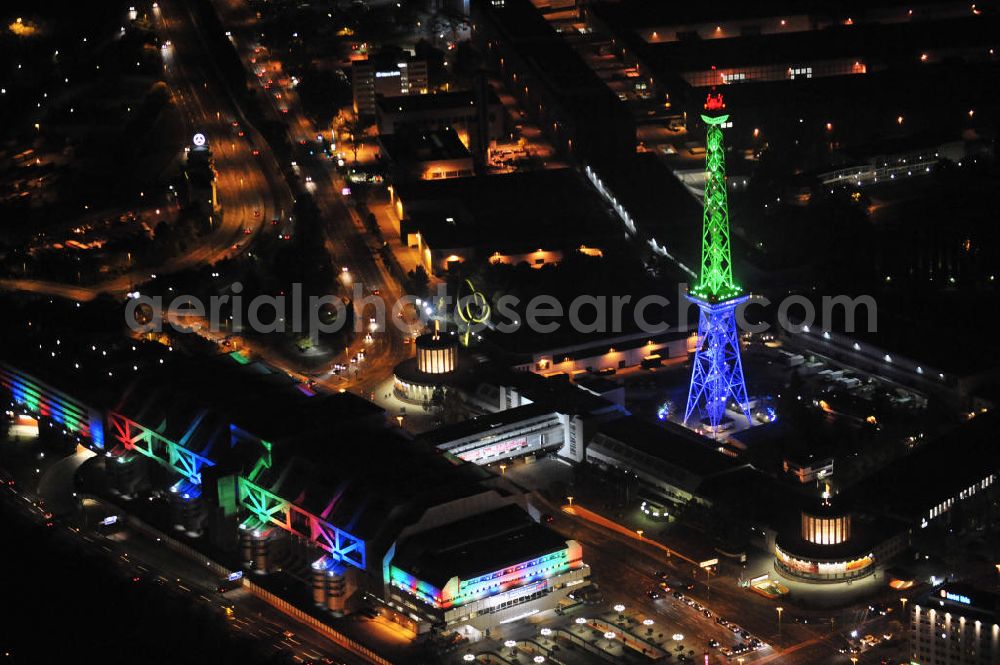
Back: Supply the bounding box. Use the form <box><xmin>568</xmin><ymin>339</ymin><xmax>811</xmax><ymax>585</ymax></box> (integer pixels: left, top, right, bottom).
<box><xmin>684</xmin><ymin>91</ymin><xmax>751</xmax><ymax>430</ymax></box>
<box><xmin>691</xmin><ymin>97</ymin><xmax>740</xmax><ymax>302</ymax></box>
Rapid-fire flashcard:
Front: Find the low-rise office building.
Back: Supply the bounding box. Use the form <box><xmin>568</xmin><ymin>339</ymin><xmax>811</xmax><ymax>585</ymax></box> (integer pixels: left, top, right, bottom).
<box><xmin>379</xmin><ymin>127</ymin><xmax>475</xmax><ymax>181</ymax></box>
<box><xmin>375</xmin><ymin>88</ymin><xmax>503</xmax><ymax>158</ymax></box>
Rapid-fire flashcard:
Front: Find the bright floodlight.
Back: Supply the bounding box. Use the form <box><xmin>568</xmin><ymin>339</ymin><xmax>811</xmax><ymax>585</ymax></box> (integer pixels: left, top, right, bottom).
<box><xmin>643</xmin><ymin>619</ymin><xmax>655</xmax><ymax>626</ymax></box>
<box><xmin>533</xmin><ymin>658</ymin><xmax>545</xmax><ymax>664</ymax></box>
<box><xmin>613</xmin><ymin>604</ymin><xmax>626</xmax><ymax>613</ymax></box>
<box><xmin>604</xmin><ymin>631</ymin><xmax>616</xmax><ymax>640</ymax></box>
<box><xmin>504</xmin><ymin>640</ymin><xmax>517</xmax><ymax>648</ymax></box>
<box><xmin>463</xmin><ymin>655</ymin><xmax>474</xmax><ymax>662</ymax></box>
<box><xmin>575</xmin><ymin>617</ymin><xmax>587</xmax><ymax>625</ymax></box>
<box><xmin>672</xmin><ymin>633</ymin><xmax>684</xmax><ymax>641</ymax></box>
<box><xmin>540</xmin><ymin>628</ymin><xmax>552</xmax><ymax>636</ymax></box>
<box><xmin>192</xmin><ymin>132</ymin><xmax>206</xmax><ymax>147</ymax></box>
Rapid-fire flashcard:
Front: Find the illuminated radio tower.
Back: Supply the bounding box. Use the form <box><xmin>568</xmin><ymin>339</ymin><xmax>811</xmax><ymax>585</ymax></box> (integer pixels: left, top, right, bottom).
<box><xmin>683</xmin><ymin>91</ymin><xmax>751</xmax><ymax>430</ymax></box>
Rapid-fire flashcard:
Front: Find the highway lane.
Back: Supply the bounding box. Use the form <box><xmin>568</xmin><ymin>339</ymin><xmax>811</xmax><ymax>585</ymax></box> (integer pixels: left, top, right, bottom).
<box><xmin>154</xmin><ymin>0</ymin><xmax>284</xmax><ymax>265</ymax></box>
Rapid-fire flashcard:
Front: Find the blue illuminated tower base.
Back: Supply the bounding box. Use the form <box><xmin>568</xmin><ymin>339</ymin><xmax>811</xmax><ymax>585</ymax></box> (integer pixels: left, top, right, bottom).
<box><xmin>684</xmin><ymin>295</ymin><xmax>751</xmax><ymax>429</ymax></box>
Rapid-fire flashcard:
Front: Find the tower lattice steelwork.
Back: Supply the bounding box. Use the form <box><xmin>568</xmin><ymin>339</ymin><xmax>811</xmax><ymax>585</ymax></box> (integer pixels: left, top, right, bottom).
<box><xmin>684</xmin><ymin>91</ymin><xmax>751</xmax><ymax>429</ymax></box>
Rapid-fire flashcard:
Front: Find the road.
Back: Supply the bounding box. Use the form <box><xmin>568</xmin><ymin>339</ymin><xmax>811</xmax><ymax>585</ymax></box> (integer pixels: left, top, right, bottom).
<box><xmin>184</xmin><ymin>0</ymin><xmax>416</xmax><ymax>393</ymax></box>
<box><xmin>535</xmin><ymin>499</ymin><xmax>901</xmax><ymax>665</ymax></box>
<box><xmin>2</xmin><ymin>0</ymin><xmax>413</xmax><ymax>397</ymax></box>
<box><xmin>0</xmin><ymin>0</ymin><xmax>285</xmax><ymax>303</ymax></box>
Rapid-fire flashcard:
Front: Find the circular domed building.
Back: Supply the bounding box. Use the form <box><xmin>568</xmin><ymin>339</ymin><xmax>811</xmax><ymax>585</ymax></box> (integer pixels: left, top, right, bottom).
<box><xmin>393</xmin><ymin>328</ymin><xmax>461</xmax><ymax>405</ymax></box>
<box><xmin>774</xmin><ymin>497</ymin><xmax>876</xmax><ymax>583</ymax></box>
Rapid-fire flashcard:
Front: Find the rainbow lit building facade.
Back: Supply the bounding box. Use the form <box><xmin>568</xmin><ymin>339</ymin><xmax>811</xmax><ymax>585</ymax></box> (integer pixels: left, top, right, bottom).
<box><xmin>386</xmin><ymin>505</ymin><xmax>590</xmax><ymax>630</ymax></box>
<box><xmin>0</xmin><ymin>298</ymin><xmax>591</xmax><ymax>632</ymax></box>
<box><xmin>1</xmin><ymin>363</ymin><xmax>106</xmax><ymax>449</ymax></box>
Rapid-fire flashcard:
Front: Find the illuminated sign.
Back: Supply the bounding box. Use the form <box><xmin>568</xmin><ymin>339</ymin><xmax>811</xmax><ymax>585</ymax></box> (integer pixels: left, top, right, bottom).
<box><xmin>227</xmin><ymin>571</ymin><xmax>243</xmax><ymax>582</ymax></box>
<box><xmin>192</xmin><ymin>132</ymin><xmax>207</xmax><ymax>147</ymax></box>
<box><xmin>459</xmin><ymin>437</ymin><xmax>528</xmax><ymax>462</ymax></box>
<box><xmin>375</xmin><ymin>70</ymin><xmax>401</xmax><ymax>78</ymax></box>
<box><xmin>100</xmin><ymin>515</ymin><xmax>119</xmax><ymax>526</ymax></box>
<box><xmin>941</xmin><ymin>589</ymin><xmax>972</xmax><ymax>605</ymax></box>
<box><xmin>704</xmin><ymin>92</ymin><xmax>725</xmax><ymax>111</ymax></box>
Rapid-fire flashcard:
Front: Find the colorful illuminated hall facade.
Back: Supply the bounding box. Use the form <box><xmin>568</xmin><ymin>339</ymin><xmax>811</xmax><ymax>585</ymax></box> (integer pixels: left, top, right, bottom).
<box><xmin>2</xmin><ymin>352</ymin><xmax>584</xmax><ymax>627</ymax></box>
<box><xmin>0</xmin><ymin>362</ymin><xmax>106</xmax><ymax>448</ymax></box>
<box><xmin>683</xmin><ymin>91</ymin><xmax>752</xmax><ymax>431</ymax></box>
<box><xmin>387</xmin><ymin>505</ymin><xmax>590</xmax><ymax>630</ymax></box>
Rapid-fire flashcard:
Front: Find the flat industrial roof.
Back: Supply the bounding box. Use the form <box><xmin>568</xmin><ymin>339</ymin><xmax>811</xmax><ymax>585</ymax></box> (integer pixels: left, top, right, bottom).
<box><xmin>376</xmin><ymin>88</ymin><xmax>501</xmax><ymax>116</ymax></box>
<box><xmin>595</xmin><ymin>415</ymin><xmax>742</xmax><ymax>478</ymax></box>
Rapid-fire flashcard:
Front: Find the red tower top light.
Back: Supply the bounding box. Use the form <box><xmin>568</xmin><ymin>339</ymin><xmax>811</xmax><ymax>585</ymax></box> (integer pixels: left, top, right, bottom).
<box><xmin>705</xmin><ymin>92</ymin><xmax>725</xmax><ymax>111</ymax></box>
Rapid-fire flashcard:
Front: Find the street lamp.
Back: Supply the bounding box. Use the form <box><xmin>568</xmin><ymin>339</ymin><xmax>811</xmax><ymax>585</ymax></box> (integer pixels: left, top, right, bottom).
<box><xmin>540</xmin><ymin>628</ymin><xmax>552</xmax><ymax>637</ymax></box>
<box><xmin>463</xmin><ymin>655</ymin><xmax>474</xmax><ymax>662</ymax></box>
<box><xmin>901</xmin><ymin>596</ymin><xmax>909</xmax><ymax>614</ymax></box>
<box><xmin>567</xmin><ymin>495</ymin><xmax>574</xmax><ymax>506</ymax></box>
<box><xmin>636</xmin><ymin>529</ymin><xmax>644</xmax><ymax>538</ymax></box>
<box><xmin>499</xmin><ymin>463</ymin><xmax>507</xmax><ymax>475</ymax></box>
<box><xmin>575</xmin><ymin>617</ymin><xmax>587</xmax><ymax>625</ymax></box>
<box><xmin>776</xmin><ymin>606</ymin><xmax>784</xmax><ymax>641</ymax></box>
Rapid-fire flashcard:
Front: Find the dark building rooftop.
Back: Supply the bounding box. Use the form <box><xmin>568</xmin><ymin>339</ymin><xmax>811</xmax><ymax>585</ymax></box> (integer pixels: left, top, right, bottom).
<box><xmin>375</xmin><ymin>88</ymin><xmax>501</xmax><ymax>116</ymax></box>
<box><xmin>260</xmin><ymin>428</ymin><xmax>494</xmax><ymax>542</ymax></box>
<box><xmin>635</xmin><ymin>15</ymin><xmax>1000</xmax><ymax>73</ymax></box>
<box><xmin>594</xmin><ymin>415</ymin><xmax>744</xmax><ymax>478</ymax></box>
<box><xmin>113</xmin><ymin>354</ymin><xmax>385</xmax><ymax>451</ymax></box>
<box><xmin>397</xmin><ymin>168</ymin><xmax>618</xmax><ymax>253</ymax></box>
<box><xmin>380</xmin><ymin>127</ymin><xmax>471</xmax><ymax>164</ymax></box>
<box><xmin>0</xmin><ymin>295</ymin><xmax>173</xmax><ymax>411</ymax></box>
<box><xmin>471</xmin><ymin>0</ymin><xmax>635</xmax><ymax>162</ymax></box>
<box><xmin>848</xmin><ymin>412</ymin><xmax>1000</xmax><ymax>523</ymax></box>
